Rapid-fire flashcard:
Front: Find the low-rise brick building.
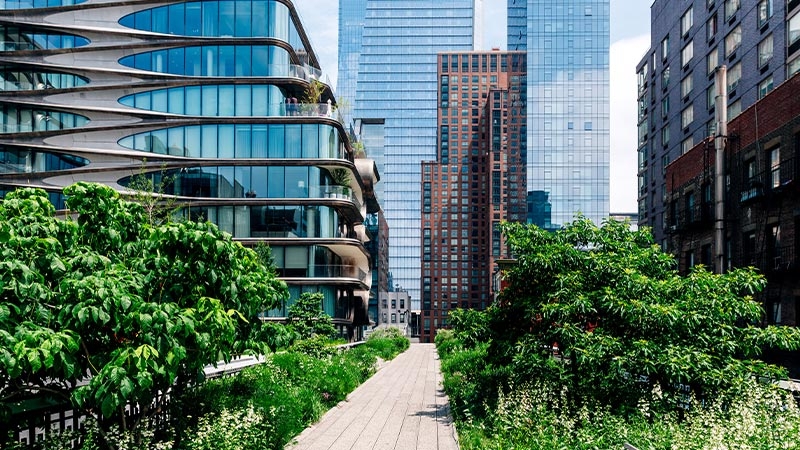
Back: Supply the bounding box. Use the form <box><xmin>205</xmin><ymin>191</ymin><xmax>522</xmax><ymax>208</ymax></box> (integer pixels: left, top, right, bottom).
<box><xmin>666</xmin><ymin>72</ymin><xmax>800</xmax><ymax>375</ymax></box>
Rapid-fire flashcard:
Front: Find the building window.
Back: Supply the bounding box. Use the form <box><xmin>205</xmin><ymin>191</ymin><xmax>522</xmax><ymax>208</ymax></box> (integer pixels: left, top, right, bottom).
<box><xmin>728</xmin><ymin>99</ymin><xmax>742</xmax><ymax>118</ymax></box>
<box><xmin>661</xmin><ymin>97</ymin><xmax>670</xmax><ymax>117</ymax></box>
<box><xmin>707</xmin><ymin>83</ymin><xmax>717</xmax><ymax>110</ymax></box>
<box><xmin>759</xmin><ymin>76</ymin><xmax>774</xmax><ymax>98</ymax></box>
<box><xmin>707</xmin><ymin>47</ymin><xmax>718</xmax><ymax>74</ymax></box>
<box><xmin>758</xmin><ymin>0</ymin><xmax>772</xmax><ymax>28</ymax></box>
<box><xmin>790</xmin><ymin>13</ymin><xmax>800</xmax><ymax>47</ymax></box>
<box><xmin>400</xmin><ymin>313</ymin><xmax>405</xmax><ymax>323</ymax></box>
<box><xmin>769</xmin><ymin>146</ymin><xmax>780</xmax><ymax>188</ymax></box>
<box><xmin>681</xmin><ymin>105</ymin><xmax>694</xmax><ymax>129</ymax></box>
<box><xmin>769</xmin><ymin>224</ymin><xmax>781</xmax><ymax>269</ymax></box>
<box><xmin>758</xmin><ymin>34</ymin><xmax>773</xmax><ymax>68</ymax></box>
<box><xmin>727</xmin><ymin>63</ymin><xmax>741</xmax><ymax>91</ymax></box>
<box><xmin>686</xmin><ymin>191</ymin><xmax>696</xmax><ymax>223</ymax></box>
<box><xmin>662</xmin><ymin>126</ymin><xmax>670</xmax><ymax>147</ymax></box>
<box><xmin>744</xmin><ymin>231</ymin><xmax>757</xmax><ymax>265</ymax></box>
<box><xmin>681</xmin><ymin>7</ymin><xmax>694</xmax><ymax>36</ymax></box>
<box><xmin>686</xmin><ymin>251</ymin><xmax>696</xmax><ymax>269</ymax></box>
<box><xmin>701</xmin><ymin>244</ymin><xmax>713</xmax><ymax>267</ymax></box>
<box><xmin>724</xmin><ymin>0</ymin><xmax>740</xmax><ymax>21</ymax></box>
<box><xmin>661</xmin><ymin>36</ymin><xmax>670</xmax><ymax>61</ymax></box>
<box><xmin>725</xmin><ymin>26</ymin><xmax>742</xmax><ymax>57</ymax></box>
<box><xmin>681</xmin><ymin>41</ymin><xmax>694</xmax><ymax>67</ymax></box>
<box><xmin>682</xmin><ymin>136</ymin><xmax>695</xmax><ymax>154</ymax></box>
<box><xmin>662</xmin><ymin>66</ymin><xmax>670</xmax><ymax>89</ymax></box>
<box><xmin>707</xmin><ymin>14</ymin><xmax>718</xmax><ymax>40</ymax></box>
<box><xmin>789</xmin><ymin>55</ymin><xmax>800</xmax><ymax>77</ymax></box>
<box><xmin>391</xmin><ymin>313</ymin><xmax>397</xmax><ymax>323</ymax></box>
<box><xmin>681</xmin><ymin>74</ymin><xmax>693</xmax><ymax>98</ymax></box>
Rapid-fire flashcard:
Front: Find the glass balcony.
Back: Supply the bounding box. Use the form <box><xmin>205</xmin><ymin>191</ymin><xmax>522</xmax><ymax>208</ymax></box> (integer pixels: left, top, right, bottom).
<box><xmin>280</xmin><ymin>264</ymin><xmax>368</xmax><ymax>285</ymax></box>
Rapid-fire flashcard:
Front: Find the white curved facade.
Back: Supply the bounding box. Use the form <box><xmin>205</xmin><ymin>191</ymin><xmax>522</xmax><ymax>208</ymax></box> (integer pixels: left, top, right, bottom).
<box><xmin>0</xmin><ymin>0</ymin><xmax>376</xmax><ymax>338</ymax></box>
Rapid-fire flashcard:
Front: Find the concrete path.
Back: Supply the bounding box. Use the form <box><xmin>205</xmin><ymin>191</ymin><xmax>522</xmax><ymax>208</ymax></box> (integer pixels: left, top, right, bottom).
<box><xmin>286</xmin><ymin>343</ymin><xmax>459</xmax><ymax>450</ymax></box>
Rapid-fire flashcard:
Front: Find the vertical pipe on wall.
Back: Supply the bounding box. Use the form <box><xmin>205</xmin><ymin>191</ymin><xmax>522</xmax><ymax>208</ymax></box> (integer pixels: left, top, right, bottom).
<box><xmin>714</xmin><ymin>66</ymin><xmax>728</xmax><ymax>274</ymax></box>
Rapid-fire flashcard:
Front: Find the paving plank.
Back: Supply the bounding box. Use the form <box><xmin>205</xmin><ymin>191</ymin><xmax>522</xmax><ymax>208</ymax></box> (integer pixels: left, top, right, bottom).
<box><xmin>286</xmin><ymin>344</ymin><xmax>459</xmax><ymax>450</ymax></box>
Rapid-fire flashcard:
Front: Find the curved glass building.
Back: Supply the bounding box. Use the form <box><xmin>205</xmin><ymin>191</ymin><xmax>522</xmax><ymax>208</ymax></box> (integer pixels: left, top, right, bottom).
<box><xmin>0</xmin><ymin>0</ymin><xmax>377</xmax><ymax>339</ymax></box>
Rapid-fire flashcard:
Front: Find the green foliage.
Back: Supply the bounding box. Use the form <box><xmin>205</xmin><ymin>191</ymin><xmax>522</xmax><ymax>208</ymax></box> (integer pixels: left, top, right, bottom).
<box><xmin>179</xmin><ymin>342</ymin><xmax>395</xmax><ymax>450</ymax></box>
<box><xmin>124</xmin><ymin>162</ymin><xmax>178</xmax><ymax>226</ymax></box>
<box><xmin>448</xmin><ymin>378</ymin><xmax>800</xmax><ymax>449</ymax></box>
<box><xmin>302</xmin><ymin>79</ymin><xmax>326</xmax><ymax>104</ymax></box>
<box><xmin>289</xmin><ymin>334</ymin><xmax>338</xmax><ymax>359</ymax></box>
<box><xmin>0</xmin><ymin>183</ymin><xmax>288</xmax><ymax>446</ymax></box>
<box><xmin>329</xmin><ymin>168</ymin><xmax>352</xmax><ymax>187</ymax></box>
<box><xmin>492</xmin><ymin>217</ymin><xmax>800</xmax><ymax>410</ymax></box>
<box><xmin>247</xmin><ymin>321</ymin><xmax>299</xmax><ymax>352</ymax></box>
<box><xmin>183</xmin><ymin>405</ymin><xmax>270</xmax><ymax>450</ymax></box>
<box><xmin>287</xmin><ymin>292</ymin><xmax>337</xmax><ymax>340</ymax></box>
<box><xmin>436</xmin><ymin>216</ymin><xmax>800</xmax><ymax>449</ymax></box>
<box><xmin>364</xmin><ymin>327</ymin><xmax>410</xmax><ymax>360</ymax></box>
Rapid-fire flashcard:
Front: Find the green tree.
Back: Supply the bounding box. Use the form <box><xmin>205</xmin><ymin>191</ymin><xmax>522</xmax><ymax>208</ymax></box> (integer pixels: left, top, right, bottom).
<box><xmin>0</xmin><ymin>183</ymin><xmax>288</xmax><ymax>447</ymax></box>
<box><xmin>491</xmin><ymin>217</ymin><xmax>800</xmax><ymax>411</ymax></box>
<box><xmin>287</xmin><ymin>292</ymin><xmax>337</xmax><ymax>340</ymax></box>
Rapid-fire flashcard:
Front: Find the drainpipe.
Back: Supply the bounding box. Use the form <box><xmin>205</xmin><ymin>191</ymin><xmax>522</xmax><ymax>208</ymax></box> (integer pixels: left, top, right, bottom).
<box><xmin>714</xmin><ymin>66</ymin><xmax>728</xmax><ymax>274</ymax></box>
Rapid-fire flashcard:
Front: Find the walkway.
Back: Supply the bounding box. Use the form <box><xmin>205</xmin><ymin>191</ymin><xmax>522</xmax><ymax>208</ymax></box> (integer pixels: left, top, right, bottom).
<box><xmin>286</xmin><ymin>343</ymin><xmax>459</xmax><ymax>450</ymax></box>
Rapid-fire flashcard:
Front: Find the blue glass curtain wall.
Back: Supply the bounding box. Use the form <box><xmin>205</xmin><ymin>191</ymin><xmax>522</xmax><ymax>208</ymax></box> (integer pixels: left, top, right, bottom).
<box><xmin>265</xmin><ymin>284</ymin><xmax>338</xmax><ymax>318</ymax></box>
<box><xmin>0</xmin><ymin>26</ymin><xmax>89</xmax><ymax>51</ymax></box>
<box><xmin>0</xmin><ymin>106</ymin><xmax>88</xmax><ymax>133</ymax></box>
<box><xmin>119</xmin><ymin>84</ymin><xmax>285</xmax><ymax>116</ymax></box>
<box><xmin>0</xmin><ymin>147</ymin><xmax>89</xmax><ymax>172</ymax></box>
<box><xmin>117</xmin><ymin>123</ymin><xmax>343</xmax><ymax>159</ymax></box>
<box><xmin>118</xmin><ymin>0</ymin><xmax>303</xmax><ymax>53</ymax></box>
<box><xmin>118</xmin><ymin>165</ymin><xmax>342</xmax><ymax>200</ymax></box>
<box><xmin>0</xmin><ymin>0</ymin><xmax>85</xmax><ymax>8</ymax></box>
<box><xmin>0</xmin><ymin>68</ymin><xmax>88</xmax><ymax>91</ymax></box>
<box><xmin>118</xmin><ymin>45</ymin><xmax>290</xmax><ymax>77</ymax></box>
<box><xmin>172</xmin><ymin>203</ymin><xmax>340</xmax><ymax>239</ymax></box>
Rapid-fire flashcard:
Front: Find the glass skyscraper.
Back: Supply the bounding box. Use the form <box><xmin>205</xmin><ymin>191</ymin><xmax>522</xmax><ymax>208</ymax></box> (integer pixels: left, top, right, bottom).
<box><xmin>508</xmin><ymin>0</ymin><xmax>610</xmax><ymax>228</ymax></box>
<box><xmin>339</xmin><ymin>0</ymin><xmax>481</xmax><ymax>306</ymax></box>
<box><xmin>336</xmin><ymin>0</ymin><xmax>367</xmax><ymax>129</ymax></box>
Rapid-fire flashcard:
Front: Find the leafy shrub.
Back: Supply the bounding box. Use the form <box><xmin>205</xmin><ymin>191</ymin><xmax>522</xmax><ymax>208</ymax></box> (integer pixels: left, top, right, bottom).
<box><xmin>287</xmin><ymin>292</ymin><xmax>337</xmax><ymax>339</ymax></box>
<box><xmin>340</xmin><ymin>345</ymin><xmax>378</xmax><ymax>380</ymax></box>
<box><xmin>289</xmin><ymin>334</ymin><xmax>338</xmax><ymax>359</ymax></box>
<box><xmin>364</xmin><ymin>327</ymin><xmax>410</xmax><ymax>360</ymax></box>
<box><xmin>438</xmin><ymin>341</ymin><xmax>512</xmax><ymax>422</ymax></box>
<box><xmin>434</xmin><ymin>329</ymin><xmax>460</xmax><ymax>357</ymax></box>
<box><xmin>183</xmin><ymin>405</ymin><xmax>271</xmax><ymax>450</ymax></box>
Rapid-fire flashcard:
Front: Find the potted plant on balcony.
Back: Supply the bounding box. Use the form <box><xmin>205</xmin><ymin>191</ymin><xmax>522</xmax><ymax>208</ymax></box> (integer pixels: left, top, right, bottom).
<box><xmin>328</xmin><ymin>168</ymin><xmax>351</xmax><ymax>199</ymax></box>
<box><xmin>301</xmin><ymin>79</ymin><xmax>327</xmax><ymax>116</ymax></box>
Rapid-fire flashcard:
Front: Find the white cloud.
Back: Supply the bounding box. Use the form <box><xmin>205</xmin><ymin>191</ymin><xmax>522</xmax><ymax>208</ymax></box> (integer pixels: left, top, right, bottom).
<box><xmin>610</xmin><ymin>33</ymin><xmax>650</xmax><ymax>213</ymax></box>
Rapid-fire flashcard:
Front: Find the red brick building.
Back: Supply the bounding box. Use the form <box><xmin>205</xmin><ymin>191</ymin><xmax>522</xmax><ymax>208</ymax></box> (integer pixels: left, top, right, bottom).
<box><xmin>419</xmin><ymin>51</ymin><xmax>527</xmax><ymax>343</ymax></box>
<box><xmin>666</xmin><ymin>72</ymin><xmax>800</xmax><ymax>374</ymax></box>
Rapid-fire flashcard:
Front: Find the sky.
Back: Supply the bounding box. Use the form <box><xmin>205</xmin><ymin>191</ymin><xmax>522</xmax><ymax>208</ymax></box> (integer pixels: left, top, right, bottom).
<box><xmin>293</xmin><ymin>0</ymin><xmax>652</xmax><ymax>214</ymax></box>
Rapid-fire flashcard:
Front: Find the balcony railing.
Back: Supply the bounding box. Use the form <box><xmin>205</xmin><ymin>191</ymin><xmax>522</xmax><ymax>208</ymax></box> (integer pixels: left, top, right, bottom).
<box><xmin>740</xmin><ymin>179</ymin><xmax>765</xmax><ymax>203</ymax></box>
<box><xmin>767</xmin><ymin>246</ymin><xmax>796</xmax><ymax>273</ymax></box>
<box><xmin>280</xmin><ymin>102</ymin><xmax>344</xmax><ymax>125</ymax></box>
<box><xmin>282</xmin><ymin>264</ymin><xmax>369</xmax><ymax>284</ymax></box>
<box><xmin>305</xmin><ymin>185</ymin><xmax>362</xmax><ymax>212</ymax></box>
